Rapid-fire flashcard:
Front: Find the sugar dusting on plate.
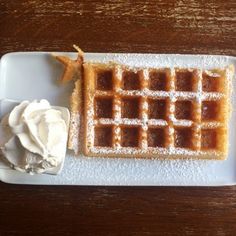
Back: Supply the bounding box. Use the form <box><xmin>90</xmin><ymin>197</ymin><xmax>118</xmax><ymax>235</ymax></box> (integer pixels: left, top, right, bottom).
<box><xmin>53</xmin><ymin>53</ymin><xmax>235</xmax><ymax>186</ymax></box>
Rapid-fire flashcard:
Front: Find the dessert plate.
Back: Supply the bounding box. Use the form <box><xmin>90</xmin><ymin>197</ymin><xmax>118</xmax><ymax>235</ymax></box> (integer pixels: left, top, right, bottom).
<box><xmin>0</xmin><ymin>52</ymin><xmax>236</xmax><ymax>186</ymax></box>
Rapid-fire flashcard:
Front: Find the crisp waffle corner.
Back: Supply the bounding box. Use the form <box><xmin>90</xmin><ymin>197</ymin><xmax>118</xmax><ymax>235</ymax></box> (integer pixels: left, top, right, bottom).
<box><xmin>71</xmin><ymin>61</ymin><xmax>234</xmax><ymax>160</ymax></box>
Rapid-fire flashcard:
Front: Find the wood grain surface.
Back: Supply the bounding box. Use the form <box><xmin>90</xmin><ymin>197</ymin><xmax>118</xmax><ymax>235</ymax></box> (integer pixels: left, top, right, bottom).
<box><xmin>0</xmin><ymin>1</ymin><xmax>236</xmax><ymax>235</ymax></box>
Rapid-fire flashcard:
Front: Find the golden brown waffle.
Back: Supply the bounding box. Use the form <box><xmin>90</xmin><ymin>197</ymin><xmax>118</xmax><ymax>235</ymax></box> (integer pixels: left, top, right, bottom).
<box><xmin>75</xmin><ymin>62</ymin><xmax>234</xmax><ymax>159</ymax></box>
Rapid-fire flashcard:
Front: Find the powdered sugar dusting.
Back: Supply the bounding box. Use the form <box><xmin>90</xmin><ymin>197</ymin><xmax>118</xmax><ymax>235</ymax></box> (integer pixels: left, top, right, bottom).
<box><xmin>69</xmin><ymin>112</ymin><xmax>80</xmax><ymax>154</ymax></box>
<box><xmin>205</xmin><ymin>70</ymin><xmax>221</xmax><ymax>77</ymax></box>
<box><xmin>95</xmin><ymin>90</ymin><xmax>225</xmax><ymax>100</ymax></box>
<box><xmin>87</xmin><ymin>53</ymin><xmax>232</xmax><ymax>70</ymax></box>
<box><xmin>43</xmin><ymin>152</ymin><xmax>224</xmax><ymax>185</ymax></box>
<box><xmin>41</xmin><ymin>146</ymin><xmax>232</xmax><ymax>185</ymax></box>
<box><xmin>89</xmin><ymin>146</ymin><xmax>222</xmax><ymax>157</ymax></box>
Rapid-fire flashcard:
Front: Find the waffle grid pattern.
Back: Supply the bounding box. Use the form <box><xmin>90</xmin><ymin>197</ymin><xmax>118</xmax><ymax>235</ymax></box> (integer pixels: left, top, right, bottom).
<box><xmin>84</xmin><ymin>63</ymin><xmax>230</xmax><ymax>159</ymax></box>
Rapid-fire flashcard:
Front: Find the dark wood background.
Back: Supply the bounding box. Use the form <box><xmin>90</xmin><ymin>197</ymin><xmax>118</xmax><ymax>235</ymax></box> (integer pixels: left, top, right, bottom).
<box><xmin>0</xmin><ymin>1</ymin><xmax>236</xmax><ymax>235</ymax></box>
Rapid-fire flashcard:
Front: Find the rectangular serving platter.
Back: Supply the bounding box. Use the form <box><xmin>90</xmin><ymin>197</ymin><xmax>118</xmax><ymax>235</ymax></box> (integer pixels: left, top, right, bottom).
<box><xmin>0</xmin><ymin>52</ymin><xmax>236</xmax><ymax>186</ymax></box>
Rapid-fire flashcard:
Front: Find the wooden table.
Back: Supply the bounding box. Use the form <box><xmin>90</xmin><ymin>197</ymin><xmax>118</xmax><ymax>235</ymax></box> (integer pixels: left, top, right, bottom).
<box><xmin>0</xmin><ymin>1</ymin><xmax>236</xmax><ymax>235</ymax></box>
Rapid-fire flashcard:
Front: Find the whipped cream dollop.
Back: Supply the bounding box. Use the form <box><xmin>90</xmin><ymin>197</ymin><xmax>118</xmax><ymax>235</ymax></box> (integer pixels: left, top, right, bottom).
<box><xmin>0</xmin><ymin>100</ymin><xmax>70</xmax><ymax>174</ymax></box>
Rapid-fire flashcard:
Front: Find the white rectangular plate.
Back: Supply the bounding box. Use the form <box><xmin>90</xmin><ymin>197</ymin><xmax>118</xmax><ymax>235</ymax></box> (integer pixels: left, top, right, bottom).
<box><xmin>0</xmin><ymin>52</ymin><xmax>236</xmax><ymax>186</ymax></box>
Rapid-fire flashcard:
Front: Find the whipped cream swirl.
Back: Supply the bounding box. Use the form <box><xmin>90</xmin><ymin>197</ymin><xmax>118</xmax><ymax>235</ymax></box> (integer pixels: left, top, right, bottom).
<box><xmin>0</xmin><ymin>100</ymin><xmax>70</xmax><ymax>174</ymax></box>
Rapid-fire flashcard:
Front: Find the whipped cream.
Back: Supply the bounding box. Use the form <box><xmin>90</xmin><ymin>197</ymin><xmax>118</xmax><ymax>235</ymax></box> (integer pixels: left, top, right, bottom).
<box><xmin>0</xmin><ymin>100</ymin><xmax>70</xmax><ymax>174</ymax></box>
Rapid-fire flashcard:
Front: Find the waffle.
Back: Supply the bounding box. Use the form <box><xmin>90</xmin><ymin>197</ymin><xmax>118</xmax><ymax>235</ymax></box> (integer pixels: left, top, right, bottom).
<box><xmin>74</xmin><ymin>62</ymin><xmax>234</xmax><ymax>159</ymax></box>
